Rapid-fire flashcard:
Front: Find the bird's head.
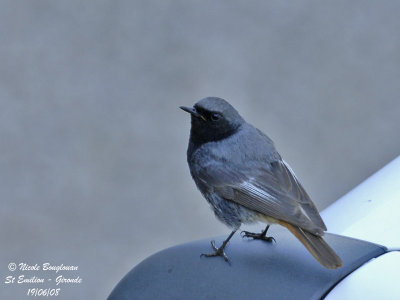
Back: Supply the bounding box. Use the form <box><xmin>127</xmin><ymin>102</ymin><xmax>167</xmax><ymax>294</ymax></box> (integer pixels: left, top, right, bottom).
<box><xmin>180</xmin><ymin>97</ymin><xmax>245</xmax><ymax>144</ymax></box>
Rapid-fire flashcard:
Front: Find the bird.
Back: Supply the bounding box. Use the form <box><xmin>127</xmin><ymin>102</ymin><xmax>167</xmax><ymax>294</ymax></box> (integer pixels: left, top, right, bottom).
<box><xmin>180</xmin><ymin>97</ymin><xmax>342</xmax><ymax>269</ymax></box>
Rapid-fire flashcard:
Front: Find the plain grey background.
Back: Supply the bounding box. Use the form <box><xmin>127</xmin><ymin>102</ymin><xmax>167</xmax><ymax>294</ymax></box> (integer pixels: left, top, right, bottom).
<box><xmin>1</xmin><ymin>1</ymin><xmax>399</xmax><ymax>299</ymax></box>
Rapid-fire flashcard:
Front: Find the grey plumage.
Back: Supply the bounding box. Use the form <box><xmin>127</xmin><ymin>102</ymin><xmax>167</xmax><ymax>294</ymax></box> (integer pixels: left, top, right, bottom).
<box><xmin>181</xmin><ymin>97</ymin><xmax>342</xmax><ymax>269</ymax></box>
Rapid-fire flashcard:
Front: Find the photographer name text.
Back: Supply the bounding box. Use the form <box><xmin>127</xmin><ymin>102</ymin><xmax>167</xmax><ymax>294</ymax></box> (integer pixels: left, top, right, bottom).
<box><xmin>4</xmin><ymin>262</ymin><xmax>82</xmax><ymax>297</ymax></box>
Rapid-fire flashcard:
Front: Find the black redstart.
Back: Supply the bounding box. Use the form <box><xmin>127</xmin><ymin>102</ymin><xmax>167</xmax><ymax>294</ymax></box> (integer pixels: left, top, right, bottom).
<box><xmin>180</xmin><ymin>97</ymin><xmax>342</xmax><ymax>269</ymax></box>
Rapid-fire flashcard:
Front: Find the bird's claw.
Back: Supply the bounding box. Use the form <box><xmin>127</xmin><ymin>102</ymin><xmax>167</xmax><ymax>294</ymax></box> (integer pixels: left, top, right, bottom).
<box><xmin>240</xmin><ymin>230</ymin><xmax>276</xmax><ymax>243</ymax></box>
<box><xmin>200</xmin><ymin>240</ymin><xmax>230</xmax><ymax>263</ymax></box>
<box><xmin>210</xmin><ymin>240</ymin><xmax>218</xmax><ymax>251</ymax></box>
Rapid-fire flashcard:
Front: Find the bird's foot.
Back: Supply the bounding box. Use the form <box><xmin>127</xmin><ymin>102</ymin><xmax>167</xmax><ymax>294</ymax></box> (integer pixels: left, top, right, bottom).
<box><xmin>241</xmin><ymin>225</ymin><xmax>276</xmax><ymax>243</ymax></box>
<box><xmin>200</xmin><ymin>240</ymin><xmax>230</xmax><ymax>263</ymax></box>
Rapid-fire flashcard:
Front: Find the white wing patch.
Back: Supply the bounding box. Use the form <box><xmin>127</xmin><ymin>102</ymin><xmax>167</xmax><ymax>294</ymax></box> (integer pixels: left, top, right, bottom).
<box><xmin>239</xmin><ymin>179</ymin><xmax>277</xmax><ymax>202</ymax></box>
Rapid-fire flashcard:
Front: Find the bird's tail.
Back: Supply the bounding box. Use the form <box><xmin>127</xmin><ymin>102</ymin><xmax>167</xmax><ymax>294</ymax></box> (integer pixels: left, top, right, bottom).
<box><xmin>279</xmin><ymin>220</ymin><xmax>343</xmax><ymax>269</ymax></box>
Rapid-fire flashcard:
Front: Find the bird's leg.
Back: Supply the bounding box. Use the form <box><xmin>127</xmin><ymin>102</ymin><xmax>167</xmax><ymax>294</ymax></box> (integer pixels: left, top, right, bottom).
<box><xmin>201</xmin><ymin>230</ymin><xmax>236</xmax><ymax>263</ymax></box>
<box><xmin>241</xmin><ymin>225</ymin><xmax>276</xmax><ymax>243</ymax></box>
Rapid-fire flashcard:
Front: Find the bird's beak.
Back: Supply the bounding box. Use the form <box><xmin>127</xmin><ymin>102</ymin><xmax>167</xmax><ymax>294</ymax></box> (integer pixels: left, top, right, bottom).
<box><xmin>179</xmin><ymin>106</ymin><xmax>206</xmax><ymax>121</ymax></box>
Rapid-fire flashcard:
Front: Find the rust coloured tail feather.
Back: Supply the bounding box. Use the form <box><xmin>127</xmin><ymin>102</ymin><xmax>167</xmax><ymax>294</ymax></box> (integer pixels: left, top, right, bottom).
<box><xmin>279</xmin><ymin>220</ymin><xmax>343</xmax><ymax>269</ymax></box>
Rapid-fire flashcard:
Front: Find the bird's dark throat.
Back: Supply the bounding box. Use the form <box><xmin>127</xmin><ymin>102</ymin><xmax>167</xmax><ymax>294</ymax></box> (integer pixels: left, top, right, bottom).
<box><xmin>188</xmin><ymin>121</ymin><xmax>241</xmax><ymax>153</ymax></box>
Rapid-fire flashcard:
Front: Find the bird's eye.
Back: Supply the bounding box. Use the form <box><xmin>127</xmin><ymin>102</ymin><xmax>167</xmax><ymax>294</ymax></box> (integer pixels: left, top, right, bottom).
<box><xmin>211</xmin><ymin>113</ymin><xmax>222</xmax><ymax>121</ymax></box>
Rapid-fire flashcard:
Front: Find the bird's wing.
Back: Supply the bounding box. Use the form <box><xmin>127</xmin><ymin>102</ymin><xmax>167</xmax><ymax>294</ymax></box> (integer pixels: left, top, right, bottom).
<box><xmin>198</xmin><ymin>159</ymin><xmax>326</xmax><ymax>235</ymax></box>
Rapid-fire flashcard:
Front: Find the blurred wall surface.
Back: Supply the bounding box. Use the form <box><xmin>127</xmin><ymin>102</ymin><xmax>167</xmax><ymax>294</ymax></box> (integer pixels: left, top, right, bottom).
<box><xmin>1</xmin><ymin>1</ymin><xmax>399</xmax><ymax>299</ymax></box>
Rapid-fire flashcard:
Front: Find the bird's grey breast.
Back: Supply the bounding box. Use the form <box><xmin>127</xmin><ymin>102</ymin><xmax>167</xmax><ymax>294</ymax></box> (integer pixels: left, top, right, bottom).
<box><xmin>199</xmin><ymin>123</ymin><xmax>280</xmax><ymax>165</ymax></box>
<box><xmin>187</xmin><ymin>123</ymin><xmax>279</xmax><ymax>191</ymax></box>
